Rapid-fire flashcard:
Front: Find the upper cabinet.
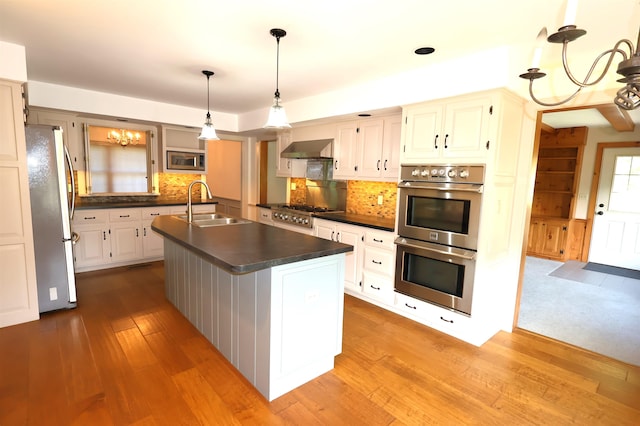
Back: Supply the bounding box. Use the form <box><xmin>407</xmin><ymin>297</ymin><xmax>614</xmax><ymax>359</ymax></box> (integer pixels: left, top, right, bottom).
<box><xmin>400</xmin><ymin>92</ymin><xmax>493</xmax><ymax>163</ymax></box>
<box><xmin>333</xmin><ymin>114</ymin><xmax>401</xmax><ymax>181</ymax></box>
<box><xmin>275</xmin><ymin>131</ymin><xmax>306</xmax><ymax>178</ymax></box>
<box><xmin>27</xmin><ymin>109</ymin><xmax>85</xmax><ymax>170</ymax></box>
<box><xmin>161</xmin><ymin>125</ymin><xmax>206</xmax><ymax>174</ymax></box>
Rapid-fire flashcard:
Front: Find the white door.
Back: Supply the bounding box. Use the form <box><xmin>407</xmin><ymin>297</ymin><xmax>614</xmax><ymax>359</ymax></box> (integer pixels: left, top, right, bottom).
<box><xmin>589</xmin><ymin>147</ymin><xmax>640</xmax><ymax>269</ymax></box>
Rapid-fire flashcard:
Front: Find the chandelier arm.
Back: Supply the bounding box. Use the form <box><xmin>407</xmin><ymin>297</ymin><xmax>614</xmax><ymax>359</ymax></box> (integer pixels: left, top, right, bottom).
<box><xmin>528</xmin><ymin>79</ymin><xmax>583</xmax><ymax>107</ymax></box>
<box><xmin>561</xmin><ymin>39</ymin><xmax>633</xmax><ymax>88</ymax></box>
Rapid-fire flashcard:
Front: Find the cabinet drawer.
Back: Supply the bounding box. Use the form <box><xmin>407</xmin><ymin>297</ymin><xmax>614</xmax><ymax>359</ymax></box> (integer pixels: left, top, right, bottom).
<box><xmin>395</xmin><ymin>293</ymin><xmax>471</xmax><ymax>333</ymax></box>
<box><xmin>73</xmin><ymin>210</ymin><xmax>108</xmax><ymax>225</ymax></box>
<box><xmin>363</xmin><ymin>246</ymin><xmax>395</xmax><ymax>276</ymax></box>
<box><xmin>364</xmin><ymin>230</ymin><xmax>395</xmax><ymax>251</ymax></box>
<box><xmin>109</xmin><ymin>208</ymin><xmax>141</xmax><ymax>222</ymax></box>
<box><xmin>141</xmin><ymin>206</ymin><xmax>170</xmax><ymax>220</ymax></box>
<box><xmin>362</xmin><ymin>271</ymin><xmax>394</xmax><ymax>304</ymax></box>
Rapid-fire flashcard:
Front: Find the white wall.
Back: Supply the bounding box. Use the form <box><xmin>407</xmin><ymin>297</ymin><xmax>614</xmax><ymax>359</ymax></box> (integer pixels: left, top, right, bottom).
<box><xmin>0</xmin><ymin>41</ymin><xmax>27</xmax><ymax>82</ymax></box>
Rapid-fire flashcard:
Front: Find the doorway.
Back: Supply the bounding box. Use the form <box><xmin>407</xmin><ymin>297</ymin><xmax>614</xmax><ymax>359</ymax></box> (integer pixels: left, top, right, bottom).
<box><xmin>517</xmin><ymin>110</ymin><xmax>640</xmax><ymax>365</ymax></box>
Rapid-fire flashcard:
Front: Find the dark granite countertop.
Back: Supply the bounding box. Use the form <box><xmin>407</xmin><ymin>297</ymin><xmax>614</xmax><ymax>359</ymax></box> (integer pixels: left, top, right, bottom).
<box><xmin>151</xmin><ymin>215</ymin><xmax>353</xmax><ymax>274</ymax></box>
<box><xmin>76</xmin><ymin>200</ymin><xmax>218</xmax><ymax>210</ymax></box>
<box><xmin>314</xmin><ymin>212</ymin><xmax>395</xmax><ymax>232</ymax></box>
<box><xmin>256</xmin><ymin>204</ymin><xmax>395</xmax><ymax>232</ymax></box>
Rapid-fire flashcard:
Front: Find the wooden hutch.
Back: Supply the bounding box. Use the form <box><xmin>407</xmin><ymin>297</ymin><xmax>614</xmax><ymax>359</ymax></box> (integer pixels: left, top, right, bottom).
<box><xmin>527</xmin><ymin>126</ymin><xmax>587</xmax><ymax>261</ymax></box>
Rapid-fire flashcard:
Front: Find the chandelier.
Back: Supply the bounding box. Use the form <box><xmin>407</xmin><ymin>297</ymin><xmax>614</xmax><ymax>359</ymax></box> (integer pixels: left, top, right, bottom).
<box><xmin>519</xmin><ymin>0</ymin><xmax>640</xmax><ymax>110</ymax></box>
<box><xmin>107</xmin><ymin>129</ymin><xmax>141</xmax><ymax>147</ymax></box>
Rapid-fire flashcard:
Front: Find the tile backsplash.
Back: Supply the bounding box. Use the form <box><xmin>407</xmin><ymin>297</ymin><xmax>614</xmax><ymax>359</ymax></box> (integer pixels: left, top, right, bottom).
<box><xmin>289</xmin><ymin>178</ymin><xmax>396</xmax><ymax>220</ymax></box>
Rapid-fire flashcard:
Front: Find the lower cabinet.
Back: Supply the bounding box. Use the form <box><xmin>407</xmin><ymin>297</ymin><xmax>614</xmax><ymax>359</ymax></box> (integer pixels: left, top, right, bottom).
<box><xmin>527</xmin><ymin>217</ymin><xmax>569</xmax><ymax>260</ymax></box>
<box><xmin>313</xmin><ymin>219</ymin><xmax>363</xmax><ymax>292</ymax></box>
<box><xmin>361</xmin><ymin>229</ymin><xmax>396</xmax><ymax>304</ymax></box>
<box><xmin>72</xmin><ymin>205</ymin><xmax>217</xmax><ymax>272</ymax></box>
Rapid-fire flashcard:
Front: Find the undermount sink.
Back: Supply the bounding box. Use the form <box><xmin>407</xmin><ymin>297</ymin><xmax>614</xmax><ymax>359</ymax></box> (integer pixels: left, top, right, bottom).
<box><xmin>174</xmin><ymin>213</ymin><xmax>251</xmax><ymax>227</ymax></box>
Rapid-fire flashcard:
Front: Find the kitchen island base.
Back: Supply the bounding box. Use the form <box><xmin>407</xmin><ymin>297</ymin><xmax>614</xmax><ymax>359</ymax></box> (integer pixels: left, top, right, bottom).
<box><xmin>163</xmin><ymin>240</ymin><xmax>346</xmax><ymax>401</ymax></box>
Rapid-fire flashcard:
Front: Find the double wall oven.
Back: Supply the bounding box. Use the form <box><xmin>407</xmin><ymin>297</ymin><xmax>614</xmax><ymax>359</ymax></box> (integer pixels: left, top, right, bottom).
<box><xmin>395</xmin><ymin>164</ymin><xmax>484</xmax><ymax>316</ymax></box>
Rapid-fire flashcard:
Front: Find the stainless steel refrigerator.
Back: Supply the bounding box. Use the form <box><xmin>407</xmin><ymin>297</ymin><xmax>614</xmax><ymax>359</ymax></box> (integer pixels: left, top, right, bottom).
<box><xmin>25</xmin><ymin>124</ymin><xmax>77</xmax><ymax>313</ymax></box>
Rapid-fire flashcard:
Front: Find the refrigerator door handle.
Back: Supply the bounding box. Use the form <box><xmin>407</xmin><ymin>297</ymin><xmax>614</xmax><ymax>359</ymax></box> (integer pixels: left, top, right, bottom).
<box><xmin>64</xmin><ymin>145</ymin><xmax>76</xmax><ymax>220</ymax></box>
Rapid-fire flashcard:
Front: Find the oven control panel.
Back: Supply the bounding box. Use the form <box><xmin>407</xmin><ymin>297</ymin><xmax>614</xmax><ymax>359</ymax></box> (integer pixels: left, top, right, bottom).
<box><xmin>400</xmin><ymin>164</ymin><xmax>484</xmax><ymax>184</ymax></box>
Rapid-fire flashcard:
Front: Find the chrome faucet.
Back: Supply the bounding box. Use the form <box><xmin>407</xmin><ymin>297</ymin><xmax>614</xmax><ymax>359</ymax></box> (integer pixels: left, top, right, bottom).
<box><xmin>187</xmin><ymin>180</ymin><xmax>213</xmax><ymax>223</ymax></box>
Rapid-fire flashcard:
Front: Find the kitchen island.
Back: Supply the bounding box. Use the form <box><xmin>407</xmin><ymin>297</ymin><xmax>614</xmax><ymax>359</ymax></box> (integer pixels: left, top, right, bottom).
<box><xmin>151</xmin><ymin>215</ymin><xmax>353</xmax><ymax>401</ymax></box>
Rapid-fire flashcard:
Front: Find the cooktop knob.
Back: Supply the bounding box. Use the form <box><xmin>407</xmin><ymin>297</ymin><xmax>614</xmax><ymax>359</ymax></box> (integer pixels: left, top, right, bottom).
<box><xmin>420</xmin><ymin>169</ymin><xmax>429</xmax><ymax>177</ymax></box>
<box><xmin>431</xmin><ymin>168</ymin><xmax>439</xmax><ymax>176</ymax></box>
<box><xmin>459</xmin><ymin>169</ymin><xmax>469</xmax><ymax>178</ymax></box>
<box><xmin>448</xmin><ymin>169</ymin><xmax>457</xmax><ymax>178</ymax></box>
<box><xmin>438</xmin><ymin>169</ymin><xmax>446</xmax><ymax>176</ymax></box>
<box><xmin>412</xmin><ymin>168</ymin><xmax>420</xmax><ymax>176</ymax></box>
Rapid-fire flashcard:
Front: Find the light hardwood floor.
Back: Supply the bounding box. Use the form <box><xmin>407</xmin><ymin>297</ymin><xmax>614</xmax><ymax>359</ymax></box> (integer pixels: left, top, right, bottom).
<box><xmin>1</xmin><ymin>261</ymin><xmax>638</xmax><ymax>425</ymax></box>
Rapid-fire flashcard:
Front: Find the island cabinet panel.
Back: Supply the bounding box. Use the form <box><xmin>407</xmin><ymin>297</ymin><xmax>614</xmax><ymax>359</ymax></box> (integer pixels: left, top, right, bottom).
<box><xmin>163</xmin><ymin>239</ymin><xmax>346</xmax><ymax>401</ymax></box>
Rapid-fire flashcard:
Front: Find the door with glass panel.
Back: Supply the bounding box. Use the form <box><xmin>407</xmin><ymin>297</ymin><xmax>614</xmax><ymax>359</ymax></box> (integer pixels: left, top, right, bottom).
<box><xmin>589</xmin><ymin>147</ymin><xmax>640</xmax><ymax>269</ymax></box>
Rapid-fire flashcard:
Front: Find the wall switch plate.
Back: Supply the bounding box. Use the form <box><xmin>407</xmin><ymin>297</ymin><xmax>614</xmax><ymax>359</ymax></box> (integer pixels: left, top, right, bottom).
<box><xmin>49</xmin><ymin>287</ymin><xmax>58</xmax><ymax>301</ymax></box>
<box><xmin>377</xmin><ymin>195</ymin><xmax>383</xmax><ymax>205</ymax></box>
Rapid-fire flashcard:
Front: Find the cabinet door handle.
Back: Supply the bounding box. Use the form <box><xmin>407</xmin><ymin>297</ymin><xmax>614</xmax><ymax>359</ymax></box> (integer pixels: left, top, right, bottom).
<box><xmin>370</xmin><ymin>285</ymin><xmax>381</xmax><ymax>291</ymax></box>
<box><xmin>383</xmin><ymin>159</ymin><xmax>388</xmax><ymax>171</ymax></box>
<box><xmin>334</xmin><ymin>160</ymin><xmax>338</xmax><ymax>170</ymax></box>
<box><xmin>444</xmin><ymin>134</ymin><xmax>449</xmax><ymax>149</ymax></box>
<box><xmin>144</xmin><ymin>228</ymin><xmax>147</xmax><ymax>237</ymax></box>
<box><xmin>150</xmin><ymin>213</ymin><xmax>160</xmax><ymax>216</ymax></box>
<box><xmin>336</xmin><ymin>232</ymin><xmax>341</xmax><ymax>242</ymax></box>
<box><xmin>440</xmin><ymin>316</ymin><xmax>454</xmax><ymax>324</ymax></box>
<box><xmin>85</xmin><ymin>216</ymin><xmax>96</xmax><ymax>220</ymax></box>
<box><xmin>405</xmin><ymin>303</ymin><xmax>417</xmax><ymax>310</ymax></box>
<box><xmin>372</xmin><ymin>260</ymin><xmax>382</xmax><ymax>265</ymax></box>
<box><xmin>120</xmin><ymin>214</ymin><xmax>130</xmax><ymax>218</ymax></box>
<box><xmin>434</xmin><ymin>134</ymin><xmax>439</xmax><ymax>149</ymax></box>
<box><xmin>136</xmin><ymin>228</ymin><xmax>139</xmax><ymax>237</ymax></box>
<box><xmin>373</xmin><ymin>238</ymin><xmax>383</xmax><ymax>243</ymax></box>
<box><xmin>331</xmin><ymin>231</ymin><xmax>335</xmax><ymax>241</ymax></box>
<box><xmin>376</xmin><ymin>160</ymin><xmax>380</xmax><ymax>171</ymax></box>
<box><xmin>103</xmin><ymin>231</ymin><xmax>106</xmax><ymax>240</ymax></box>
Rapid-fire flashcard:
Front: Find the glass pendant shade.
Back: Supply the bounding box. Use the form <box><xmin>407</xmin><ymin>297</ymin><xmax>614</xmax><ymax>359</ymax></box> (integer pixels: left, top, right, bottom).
<box><xmin>264</xmin><ymin>96</ymin><xmax>291</xmax><ymax>129</ymax></box>
<box><xmin>199</xmin><ymin>113</ymin><xmax>219</xmax><ymax>140</ymax></box>
<box><xmin>198</xmin><ymin>70</ymin><xmax>219</xmax><ymax>140</ymax></box>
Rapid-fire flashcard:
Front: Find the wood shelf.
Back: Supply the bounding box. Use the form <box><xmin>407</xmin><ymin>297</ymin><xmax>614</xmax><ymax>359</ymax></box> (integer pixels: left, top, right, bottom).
<box><xmin>528</xmin><ymin>126</ymin><xmax>587</xmax><ymax>261</ymax></box>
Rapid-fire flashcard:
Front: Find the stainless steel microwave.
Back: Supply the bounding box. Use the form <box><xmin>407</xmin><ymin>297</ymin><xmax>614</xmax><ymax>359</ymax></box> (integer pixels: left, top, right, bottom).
<box><xmin>166</xmin><ymin>150</ymin><xmax>206</xmax><ymax>172</ymax></box>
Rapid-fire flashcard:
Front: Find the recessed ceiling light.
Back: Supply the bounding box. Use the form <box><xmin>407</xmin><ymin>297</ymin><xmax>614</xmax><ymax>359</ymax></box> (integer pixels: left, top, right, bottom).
<box><xmin>415</xmin><ymin>47</ymin><xmax>435</xmax><ymax>55</ymax></box>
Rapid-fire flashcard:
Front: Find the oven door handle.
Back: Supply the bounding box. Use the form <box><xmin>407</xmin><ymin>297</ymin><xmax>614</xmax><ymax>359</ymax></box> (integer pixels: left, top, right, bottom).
<box><xmin>395</xmin><ymin>237</ymin><xmax>476</xmax><ymax>261</ymax></box>
<box><xmin>398</xmin><ymin>181</ymin><xmax>483</xmax><ymax>193</ymax></box>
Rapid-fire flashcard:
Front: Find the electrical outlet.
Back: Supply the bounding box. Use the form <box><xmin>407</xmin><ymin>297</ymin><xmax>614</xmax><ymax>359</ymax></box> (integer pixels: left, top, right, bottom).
<box><xmin>291</xmin><ymin>182</ymin><xmax>297</xmax><ymax>190</ymax></box>
<box><xmin>377</xmin><ymin>195</ymin><xmax>383</xmax><ymax>205</ymax></box>
<box><xmin>49</xmin><ymin>287</ymin><xmax>58</xmax><ymax>301</ymax></box>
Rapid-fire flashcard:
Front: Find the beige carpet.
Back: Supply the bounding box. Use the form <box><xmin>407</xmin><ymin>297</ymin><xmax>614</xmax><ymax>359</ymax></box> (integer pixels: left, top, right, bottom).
<box><xmin>519</xmin><ymin>257</ymin><xmax>640</xmax><ymax>366</ymax></box>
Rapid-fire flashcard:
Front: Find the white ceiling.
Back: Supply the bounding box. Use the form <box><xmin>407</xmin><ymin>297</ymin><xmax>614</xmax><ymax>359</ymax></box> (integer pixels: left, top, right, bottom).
<box><xmin>1</xmin><ymin>0</ymin><xmax>640</xmax><ymax>128</ymax></box>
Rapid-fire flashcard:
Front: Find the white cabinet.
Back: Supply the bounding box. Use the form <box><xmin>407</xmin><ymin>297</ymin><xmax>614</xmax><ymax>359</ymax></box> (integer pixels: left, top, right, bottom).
<box><xmin>401</xmin><ymin>93</ymin><xmax>492</xmax><ymax>163</ymax></box>
<box><xmin>72</xmin><ymin>210</ymin><xmax>111</xmax><ymax>269</ymax></box>
<box><xmin>275</xmin><ymin>131</ymin><xmax>306</xmax><ymax>178</ymax></box>
<box><xmin>361</xmin><ymin>229</ymin><xmax>396</xmax><ymax>304</ymax></box>
<box><xmin>28</xmin><ymin>109</ymin><xmax>85</xmax><ymax>170</ymax></box>
<box><xmin>142</xmin><ymin>206</ymin><xmax>170</xmax><ymax>259</ymax></box>
<box><xmin>333</xmin><ymin>119</ymin><xmax>384</xmax><ymax>180</ymax></box>
<box><xmin>333</xmin><ymin>115</ymin><xmax>401</xmax><ymax>181</ymax></box>
<box><xmin>73</xmin><ymin>206</ymin><xmax>184</xmax><ymax>271</ymax></box>
<box><xmin>0</xmin><ymin>79</ymin><xmax>40</xmax><ymax>327</ymax></box>
<box><xmin>313</xmin><ymin>218</ymin><xmax>363</xmax><ymax>292</ymax></box>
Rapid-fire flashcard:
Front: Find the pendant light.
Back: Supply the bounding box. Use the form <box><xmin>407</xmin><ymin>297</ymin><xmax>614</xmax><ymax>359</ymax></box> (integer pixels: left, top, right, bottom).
<box><xmin>198</xmin><ymin>70</ymin><xmax>220</xmax><ymax>140</ymax></box>
<box><xmin>264</xmin><ymin>28</ymin><xmax>292</xmax><ymax>129</ymax></box>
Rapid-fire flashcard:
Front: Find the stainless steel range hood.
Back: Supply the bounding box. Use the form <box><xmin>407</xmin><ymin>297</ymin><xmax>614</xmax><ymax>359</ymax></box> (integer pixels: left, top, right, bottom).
<box><xmin>280</xmin><ymin>139</ymin><xmax>333</xmax><ymax>159</ymax></box>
